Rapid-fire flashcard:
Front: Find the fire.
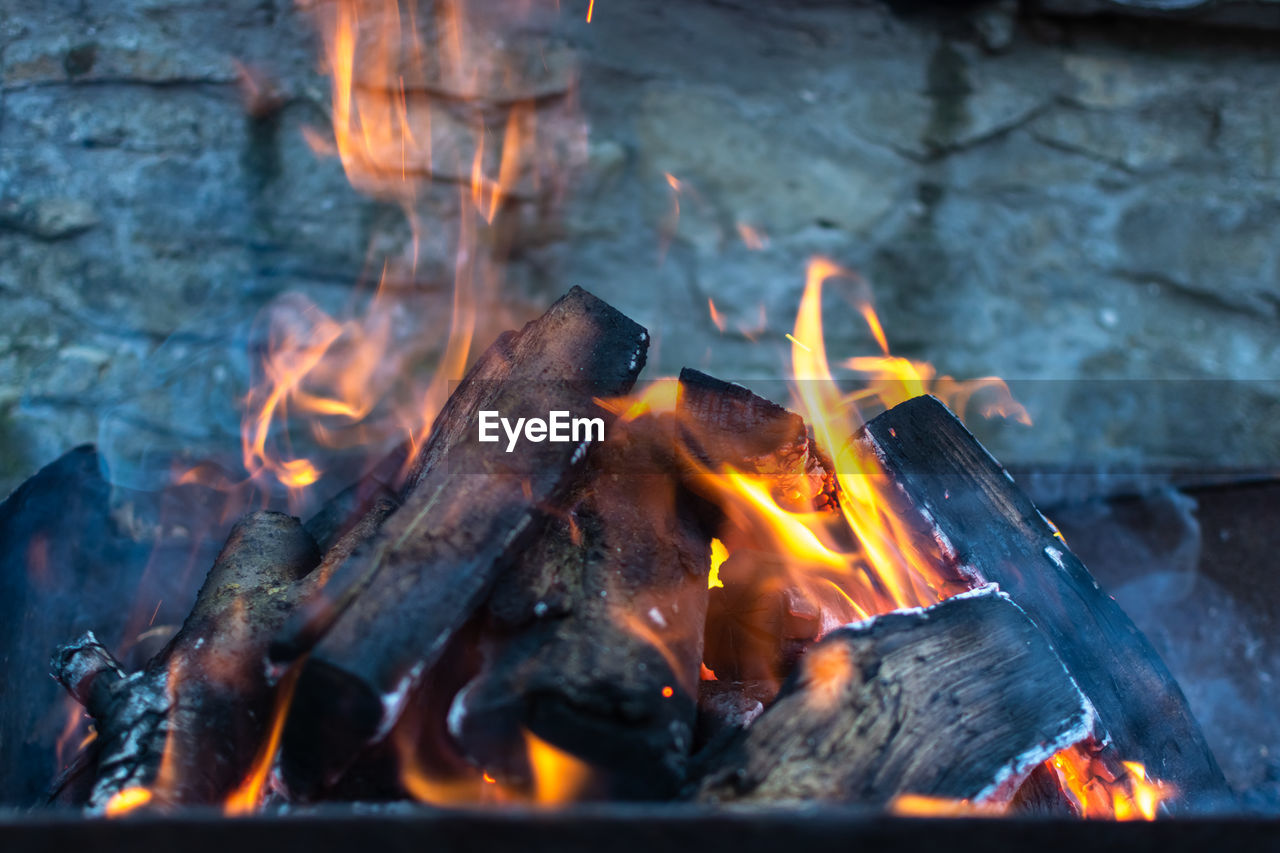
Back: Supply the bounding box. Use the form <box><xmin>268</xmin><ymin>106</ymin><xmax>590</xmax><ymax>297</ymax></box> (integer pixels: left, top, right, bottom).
<box><xmin>399</xmin><ymin>729</ymin><xmax>591</xmax><ymax>807</ymax></box>
<box><xmin>736</xmin><ymin>222</ymin><xmax>767</xmax><ymax>251</ymax></box>
<box><xmin>1050</xmin><ymin>751</ymin><xmax>1171</xmax><ymax>820</ymax></box>
<box><xmin>890</xmin><ymin>794</ymin><xmax>1005</xmax><ymax>817</ymax></box>
<box><xmin>681</xmin><ymin>255</ymin><xmax>1170</xmax><ymax>816</ymax></box>
<box><xmin>103</xmin><ymin>787</ymin><xmax>152</xmax><ymax>818</ymax></box>
<box><xmin>226</xmin><ymin>0</ymin><xmax>577</xmax><ymax>504</ymax></box>
<box><xmin>708</xmin><ymin>537</ymin><xmax>728</xmax><ymax>589</ymax></box>
<box><xmin>223</xmin><ymin>667</ymin><xmax>303</xmax><ymax>815</ymax></box>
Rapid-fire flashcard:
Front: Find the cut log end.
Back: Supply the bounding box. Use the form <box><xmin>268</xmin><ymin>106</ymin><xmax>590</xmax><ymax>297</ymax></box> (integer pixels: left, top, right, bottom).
<box><xmin>696</xmin><ymin>586</ymin><xmax>1094</xmax><ymax>807</ymax></box>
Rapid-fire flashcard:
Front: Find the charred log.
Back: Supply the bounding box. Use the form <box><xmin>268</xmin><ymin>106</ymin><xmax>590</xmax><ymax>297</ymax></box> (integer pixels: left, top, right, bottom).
<box><xmin>303</xmin><ymin>442</ymin><xmax>408</xmax><ymax>553</ymax></box>
<box><xmin>450</xmin><ymin>414</ymin><xmax>710</xmax><ymax>799</ymax></box>
<box><xmin>857</xmin><ymin>394</ymin><xmax>1231</xmax><ymax>811</ymax></box>
<box><xmin>695</xmin><ymin>586</ymin><xmax>1093</xmax><ymax>806</ymax></box>
<box><xmin>51</xmin><ymin>511</ymin><xmax>320</xmax><ymax>812</ymax></box>
<box><xmin>0</xmin><ymin>446</ymin><xmax>153</xmax><ymax>807</ymax></box>
<box><xmin>271</xmin><ymin>286</ymin><xmax>648</xmax><ymax>796</ymax></box>
<box><xmin>676</xmin><ymin>368</ymin><xmax>832</xmax><ymax>512</ymax></box>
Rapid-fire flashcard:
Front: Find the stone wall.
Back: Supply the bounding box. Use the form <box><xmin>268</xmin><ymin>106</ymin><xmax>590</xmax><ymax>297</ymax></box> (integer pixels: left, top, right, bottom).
<box><xmin>2</xmin><ymin>0</ymin><xmax>1279</xmax><ymax>498</ymax></box>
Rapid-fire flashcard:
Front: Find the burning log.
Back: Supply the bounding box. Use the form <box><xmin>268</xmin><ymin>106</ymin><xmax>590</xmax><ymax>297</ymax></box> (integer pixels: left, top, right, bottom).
<box><xmin>675</xmin><ymin>368</ymin><xmax>832</xmax><ymax>511</ymax></box>
<box><xmin>271</xmin><ymin>286</ymin><xmax>649</xmax><ymax>796</ymax></box>
<box><xmin>448</xmin><ymin>369</ymin><xmax>828</xmax><ymax>798</ymax></box>
<box><xmin>51</xmin><ymin>511</ymin><xmax>320</xmax><ymax>811</ymax></box>
<box><xmin>856</xmin><ymin>395</ymin><xmax>1231</xmax><ymax>811</ymax></box>
<box><xmin>695</xmin><ymin>586</ymin><xmax>1094</xmax><ymax>806</ymax></box>
<box><xmin>451</xmin><ymin>414</ymin><xmax>710</xmax><ymax>799</ymax></box>
<box><xmin>677</xmin><ymin>368</ymin><xmax>845</xmax><ymax>687</ymax></box>
<box><xmin>303</xmin><ymin>442</ymin><xmax>408</xmax><ymax>553</ymax></box>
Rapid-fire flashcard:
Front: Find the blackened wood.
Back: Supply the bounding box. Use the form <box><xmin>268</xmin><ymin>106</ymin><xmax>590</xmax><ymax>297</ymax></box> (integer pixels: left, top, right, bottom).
<box><xmin>702</xmin><ymin>550</ymin><xmax>859</xmax><ymax>685</ymax></box>
<box><xmin>273</xmin><ymin>286</ymin><xmax>648</xmax><ymax>796</ymax></box>
<box><xmin>303</xmin><ymin>442</ymin><xmax>407</xmax><ymax>553</ymax></box>
<box><xmin>857</xmin><ymin>394</ymin><xmax>1230</xmax><ymax>810</ymax></box>
<box><xmin>696</xmin><ymin>586</ymin><xmax>1093</xmax><ymax>806</ymax></box>
<box><xmin>451</xmin><ymin>414</ymin><xmax>709</xmax><ymax>799</ymax></box>
<box><xmin>0</xmin><ymin>446</ymin><xmax>155</xmax><ymax>807</ymax></box>
<box><xmin>51</xmin><ymin>511</ymin><xmax>319</xmax><ymax>812</ymax></box>
<box><xmin>676</xmin><ymin>368</ymin><xmax>833</xmax><ymax>511</ymax></box>
<box><xmin>677</xmin><ymin>369</ymin><xmax>842</xmax><ymax>685</ymax></box>
<box><xmin>1009</xmin><ymin>761</ymin><xmax>1079</xmax><ymax>817</ymax></box>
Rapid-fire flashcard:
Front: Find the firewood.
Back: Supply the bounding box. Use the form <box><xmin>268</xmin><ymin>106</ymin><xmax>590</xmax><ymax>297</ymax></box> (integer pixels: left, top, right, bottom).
<box><xmin>694</xmin><ymin>680</ymin><xmax>773</xmax><ymax>750</ymax></box>
<box><xmin>447</xmin><ymin>370</ymin><xmax>825</xmax><ymax>798</ymax></box>
<box><xmin>0</xmin><ymin>446</ymin><xmax>157</xmax><ymax>807</ymax></box>
<box><xmin>676</xmin><ymin>368</ymin><xmax>832</xmax><ymax>511</ymax></box>
<box><xmin>449</xmin><ymin>414</ymin><xmax>709</xmax><ymax>799</ymax></box>
<box><xmin>303</xmin><ymin>442</ymin><xmax>408</xmax><ymax>553</ymax></box>
<box><xmin>677</xmin><ymin>368</ymin><xmax>846</xmax><ymax>686</ymax></box>
<box><xmin>271</xmin><ymin>287</ymin><xmax>649</xmax><ymax>796</ymax></box>
<box><xmin>51</xmin><ymin>511</ymin><xmax>320</xmax><ymax>811</ymax></box>
<box><xmin>856</xmin><ymin>394</ymin><xmax>1231</xmax><ymax>810</ymax></box>
<box><xmin>695</xmin><ymin>586</ymin><xmax>1094</xmax><ymax>806</ymax></box>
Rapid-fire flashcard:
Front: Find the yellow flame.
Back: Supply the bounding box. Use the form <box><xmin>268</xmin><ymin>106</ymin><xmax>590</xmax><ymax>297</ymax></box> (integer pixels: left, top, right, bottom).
<box><xmin>104</xmin><ymin>787</ymin><xmax>152</xmax><ymax>817</ymax></box>
<box><xmin>890</xmin><ymin>794</ymin><xmax>1006</xmax><ymax>817</ymax></box>
<box><xmin>399</xmin><ymin>729</ymin><xmax>590</xmax><ymax>808</ymax></box>
<box><xmin>223</xmin><ymin>667</ymin><xmax>302</xmax><ymax>816</ymax></box>
<box><xmin>708</xmin><ymin>537</ymin><xmax>728</xmax><ymax>589</ymax></box>
<box><xmin>1050</xmin><ymin>751</ymin><xmax>1172</xmax><ymax>820</ymax></box>
<box><xmin>527</xmin><ymin>731</ymin><xmax>591</xmax><ymax>806</ymax></box>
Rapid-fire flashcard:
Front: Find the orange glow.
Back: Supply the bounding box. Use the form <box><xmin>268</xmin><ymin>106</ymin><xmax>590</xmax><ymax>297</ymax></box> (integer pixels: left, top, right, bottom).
<box><xmin>736</xmin><ymin>222</ymin><xmax>767</xmax><ymax>250</ymax></box>
<box><xmin>586</xmin><ymin>0</ymin><xmax>595</xmax><ymax>23</ymax></box>
<box><xmin>1050</xmin><ymin>750</ymin><xmax>1172</xmax><ymax>820</ymax></box>
<box><xmin>399</xmin><ymin>730</ymin><xmax>590</xmax><ymax>808</ymax></box>
<box><xmin>222</xmin><ymin>0</ymin><xmax>580</xmax><ymax>506</ymax></box>
<box><xmin>596</xmin><ymin>379</ymin><xmax>681</xmax><ymax>423</ymax></box>
<box><xmin>890</xmin><ymin>794</ymin><xmax>1005</xmax><ymax>817</ymax></box>
<box><xmin>802</xmin><ymin>641</ymin><xmax>856</xmax><ymax>711</ymax></box>
<box><xmin>223</xmin><ymin>667</ymin><xmax>302</xmax><ymax>815</ymax></box>
<box><xmin>661</xmin><ymin>685</ymin><xmax>674</xmax><ymax>698</ymax></box>
<box><xmin>527</xmin><ymin>731</ymin><xmax>592</xmax><ymax>806</ymax></box>
<box><xmin>708</xmin><ymin>299</ymin><xmax>726</xmax><ymax>332</ymax></box>
<box><xmin>104</xmin><ymin>787</ymin><xmax>152</xmax><ymax>817</ymax></box>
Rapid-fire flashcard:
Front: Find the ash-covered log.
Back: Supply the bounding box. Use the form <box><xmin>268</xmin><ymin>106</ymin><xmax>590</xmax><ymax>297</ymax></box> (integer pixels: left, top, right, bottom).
<box><xmin>450</xmin><ymin>414</ymin><xmax>710</xmax><ymax>799</ymax></box>
<box><xmin>856</xmin><ymin>395</ymin><xmax>1231</xmax><ymax>811</ymax></box>
<box><xmin>51</xmin><ymin>511</ymin><xmax>320</xmax><ymax>812</ymax></box>
<box><xmin>271</xmin><ymin>287</ymin><xmax>649</xmax><ymax>796</ymax></box>
<box><xmin>695</xmin><ymin>586</ymin><xmax>1094</xmax><ymax>806</ymax></box>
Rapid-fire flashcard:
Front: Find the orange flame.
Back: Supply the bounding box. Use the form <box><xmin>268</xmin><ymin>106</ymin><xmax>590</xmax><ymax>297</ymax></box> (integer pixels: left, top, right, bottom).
<box><xmin>399</xmin><ymin>729</ymin><xmax>591</xmax><ymax>807</ymax></box>
<box><xmin>223</xmin><ymin>667</ymin><xmax>303</xmax><ymax>815</ymax></box>
<box><xmin>736</xmin><ymin>222</ymin><xmax>767</xmax><ymax>251</ymax></box>
<box><xmin>890</xmin><ymin>794</ymin><xmax>1006</xmax><ymax>817</ymax></box>
<box><xmin>1050</xmin><ymin>751</ymin><xmax>1172</xmax><ymax>820</ymax></box>
<box><xmin>103</xmin><ymin>787</ymin><xmax>153</xmax><ymax>817</ymax></box>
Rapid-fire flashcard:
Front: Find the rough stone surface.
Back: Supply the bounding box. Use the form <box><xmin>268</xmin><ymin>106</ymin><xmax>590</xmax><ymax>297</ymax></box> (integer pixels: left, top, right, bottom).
<box><xmin>1</xmin><ymin>0</ymin><xmax>1279</xmax><ymax>502</ymax></box>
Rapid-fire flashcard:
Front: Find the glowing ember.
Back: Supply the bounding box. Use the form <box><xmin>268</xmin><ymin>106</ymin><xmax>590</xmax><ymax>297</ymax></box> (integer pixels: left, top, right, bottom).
<box><xmin>103</xmin><ymin>786</ymin><xmax>152</xmax><ymax>818</ymax></box>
